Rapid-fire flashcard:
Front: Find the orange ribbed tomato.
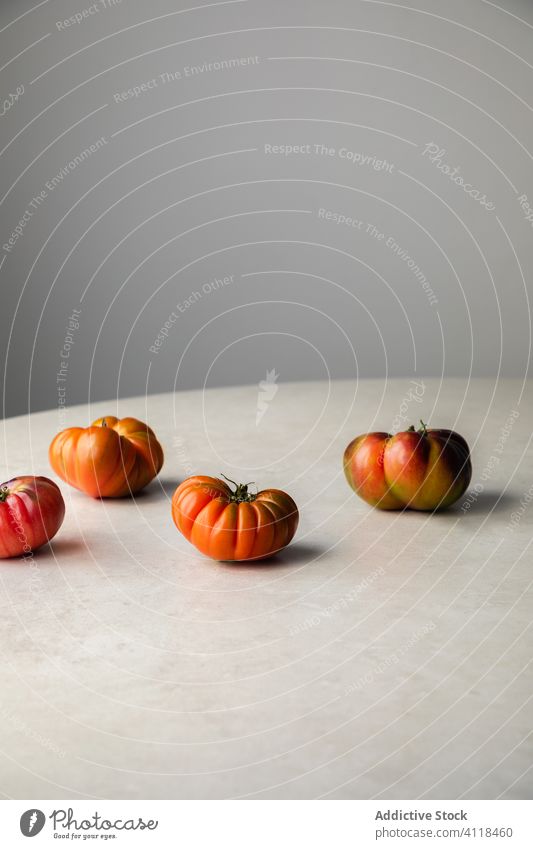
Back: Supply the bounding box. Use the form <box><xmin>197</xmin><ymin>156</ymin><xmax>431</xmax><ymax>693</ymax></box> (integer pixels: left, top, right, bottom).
<box><xmin>49</xmin><ymin>416</ymin><xmax>164</xmax><ymax>498</ymax></box>
<box><xmin>172</xmin><ymin>475</ymin><xmax>299</xmax><ymax>561</ymax></box>
<box><xmin>0</xmin><ymin>476</ymin><xmax>65</xmax><ymax>558</ymax></box>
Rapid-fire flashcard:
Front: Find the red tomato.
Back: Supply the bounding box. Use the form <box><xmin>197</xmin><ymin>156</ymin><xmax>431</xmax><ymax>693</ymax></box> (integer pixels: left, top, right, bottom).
<box><xmin>172</xmin><ymin>475</ymin><xmax>299</xmax><ymax>561</ymax></box>
<box><xmin>0</xmin><ymin>476</ymin><xmax>65</xmax><ymax>558</ymax></box>
<box><xmin>344</xmin><ymin>421</ymin><xmax>472</xmax><ymax>511</ymax></box>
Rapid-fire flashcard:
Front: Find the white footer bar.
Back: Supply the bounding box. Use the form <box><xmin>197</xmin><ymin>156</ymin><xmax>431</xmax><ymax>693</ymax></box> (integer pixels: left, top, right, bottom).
<box><xmin>1</xmin><ymin>799</ymin><xmax>532</xmax><ymax>848</ymax></box>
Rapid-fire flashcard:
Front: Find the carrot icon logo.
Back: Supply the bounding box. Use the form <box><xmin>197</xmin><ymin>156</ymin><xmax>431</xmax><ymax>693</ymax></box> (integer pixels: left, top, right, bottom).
<box><xmin>20</xmin><ymin>809</ymin><xmax>46</xmax><ymax>837</ymax></box>
<box><xmin>256</xmin><ymin>369</ymin><xmax>279</xmax><ymax>425</ymax></box>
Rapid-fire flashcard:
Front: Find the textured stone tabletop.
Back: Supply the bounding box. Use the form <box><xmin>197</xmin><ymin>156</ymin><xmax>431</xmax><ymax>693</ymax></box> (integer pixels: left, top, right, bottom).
<box><xmin>0</xmin><ymin>379</ymin><xmax>531</xmax><ymax>799</ymax></box>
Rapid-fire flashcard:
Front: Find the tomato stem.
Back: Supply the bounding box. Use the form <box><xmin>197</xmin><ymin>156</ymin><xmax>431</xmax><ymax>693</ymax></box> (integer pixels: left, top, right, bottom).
<box><xmin>407</xmin><ymin>421</ymin><xmax>428</xmax><ymax>436</ymax></box>
<box><xmin>0</xmin><ymin>486</ymin><xmax>9</xmax><ymax>502</ymax></box>
<box><xmin>220</xmin><ymin>473</ymin><xmax>257</xmax><ymax>503</ymax></box>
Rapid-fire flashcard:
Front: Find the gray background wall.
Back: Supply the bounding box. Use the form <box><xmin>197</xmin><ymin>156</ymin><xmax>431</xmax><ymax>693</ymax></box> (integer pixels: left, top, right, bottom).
<box><xmin>1</xmin><ymin>0</ymin><xmax>532</xmax><ymax>418</ymax></box>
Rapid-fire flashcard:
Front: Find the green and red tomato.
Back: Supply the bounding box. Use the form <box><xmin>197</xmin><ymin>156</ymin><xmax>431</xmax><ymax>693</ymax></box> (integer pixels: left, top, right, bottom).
<box><xmin>344</xmin><ymin>421</ymin><xmax>472</xmax><ymax>511</ymax></box>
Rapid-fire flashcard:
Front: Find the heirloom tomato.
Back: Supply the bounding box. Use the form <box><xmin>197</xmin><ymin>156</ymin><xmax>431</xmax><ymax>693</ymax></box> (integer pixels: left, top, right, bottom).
<box><xmin>172</xmin><ymin>475</ymin><xmax>299</xmax><ymax>561</ymax></box>
<box><xmin>49</xmin><ymin>416</ymin><xmax>163</xmax><ymax>498</ymax></box>
<box><xmin>344</xmin><ymin>421</ymin><xmax>472</xmax><ymax>511</ymax></box>
<box><xmin>0</xmin><ymin>476</ymin><xmax>65</xmax><ymax>558</ymax></box>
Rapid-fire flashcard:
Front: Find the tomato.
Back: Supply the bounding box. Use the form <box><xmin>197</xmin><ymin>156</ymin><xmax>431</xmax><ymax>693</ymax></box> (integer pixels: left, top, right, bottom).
<box><xmin>171</xmin><ymin>475</ymin><xmax>299</xmax><ymax>561</ymax></box>
<box><xmin>49</xmin><ymin>416</ymin><xmax>164</xmax><ymax>498</ymax></box>
<box><xmin>0</xmin><ymin>476</ymin><xmax>65</xmax><ymax>558</ymax></box>
<box><xmin>344</xmin><ymin>421</ymin><xmax>472</xmax><ymax>511</ymax></box>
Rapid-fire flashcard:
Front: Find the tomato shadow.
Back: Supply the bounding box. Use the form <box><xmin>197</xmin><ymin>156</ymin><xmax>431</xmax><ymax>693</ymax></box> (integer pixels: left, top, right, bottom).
<box><xmin>39</xmin><ymin>537</ymin><xmax>88</xmax><ymax>560</ymax></box>
<box><xmin>133</xmin><ymin>477</ymin><xmax>178</xmax><ymax>501</ymax></box>
<box><xmin>454</xmin><ymin>489</ymin><xmax>515</xmax><ymax>517</ymax></box>
<box><xmin>223</xmin><ymin>541</ymin><xmax>327</xmax><ymax>570</ymax></box>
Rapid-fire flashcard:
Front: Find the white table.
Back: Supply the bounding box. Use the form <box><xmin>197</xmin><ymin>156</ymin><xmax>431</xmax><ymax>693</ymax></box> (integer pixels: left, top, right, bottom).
<box><xmin>0</xmin><ymin>379</ymin><xmax>531</xmax><ymax>799</ymax></box>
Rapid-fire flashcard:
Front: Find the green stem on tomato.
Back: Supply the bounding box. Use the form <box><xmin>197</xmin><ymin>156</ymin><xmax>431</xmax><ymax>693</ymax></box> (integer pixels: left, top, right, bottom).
<box><xmin>220</xmin><ymin>473</ymin><xmax>257</xmax><ymax>503</ymax></box>
<box><xmin>407</xmin><ymin>421</ymin><xmax>428</xmax><ymax>435</ymax></box>
<box><xmin>0</xmin><ymin>486</ymin><xmax>9</xmax><ymax>502</ymax></box>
